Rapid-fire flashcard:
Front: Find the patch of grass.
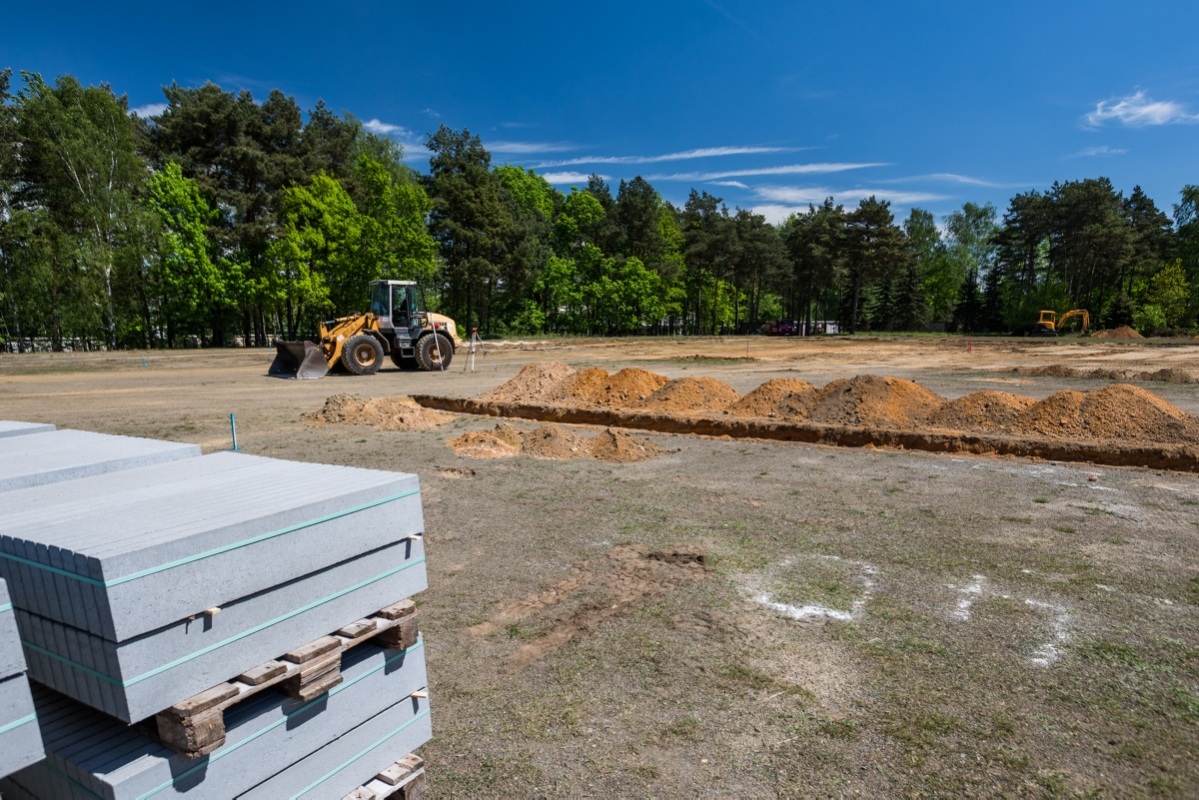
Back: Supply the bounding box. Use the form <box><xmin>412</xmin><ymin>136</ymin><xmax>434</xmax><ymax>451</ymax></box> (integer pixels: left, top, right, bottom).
<box><xmin>1052</xmin><ymin>524</ymin><xmax>1078</xmax><ymax>534</ymax></box>
<box><xmin>817</xmin><ymin>718</ymin><xmax>858</xmax><ymax>739</ymax></box>
<box><xmin>1033</xmin><ymin>497</ymin><xmax>1049</xmax><ymax>504</ymax></box>
<box><xmin>1001</xmin><ymin>515</ymin><xmax>1034</xmax><ymax>523</ymax></box>
<box><xmin>661</xmin><ymin>715</ymin><xmax>703</xmax><ymax>741</ymax></box>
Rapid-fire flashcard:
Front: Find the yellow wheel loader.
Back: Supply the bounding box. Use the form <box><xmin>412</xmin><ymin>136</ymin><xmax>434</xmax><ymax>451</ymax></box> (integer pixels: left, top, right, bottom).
<box><xmin>269</xmin><ymin>280</ymin><xmax>462</xmax><ymax>379</ymax></box>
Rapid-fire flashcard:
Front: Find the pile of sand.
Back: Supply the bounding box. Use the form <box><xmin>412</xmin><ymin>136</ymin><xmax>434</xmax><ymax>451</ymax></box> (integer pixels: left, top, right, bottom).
<box><xmin>548</xmin><ymin>367</ymin><xmax>668</xmax><ymax>408</ymax></box>
<box><xmin>1092</xmin><ymin>326</ymin><xmax>1145</xmax><ymax>339</ymax></box>
<box><xmin>1011</xmin><ymin>384</ymin><xmax>1199</xmax><ymax>442</ymax></box>
<box><xmin>478</xmin><ymin>362</ymin><xmax>577</xmax><ymax>404</ymax></box>
<box><xmin>635</xmin><ymin>377</ymin><xmax>741</xmax><ymax>413</ymax></box>
<box><xmin>449</xmin><ymin>424</ymin><xmax>664</xmax><ymax>462</ymax></box>
<box><xmin>929</xmin><ymin>391</ymin><xmax>1037</xmax><ymax>433</ymax></box>
<box><xmin>726</xmin><ymin>378</ymin><xmax>818</xmax><ymax>417</ymax></box>
<box><xmin>805</xmin><ymin>375</ymin><xmax>947</xmax><ymax>427</ymax></box>
<box><xmin>305</xmin><ymin>394</ymin><xmax>455</xmax><ymax>431</ymax></box>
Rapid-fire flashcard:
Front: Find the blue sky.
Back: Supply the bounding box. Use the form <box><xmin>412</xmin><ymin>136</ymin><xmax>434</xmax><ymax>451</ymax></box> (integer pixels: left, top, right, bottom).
<box><xmin>5</xmin><ymin>1</ymin><xmax>1198</xmax><ymax>226</ymax></box>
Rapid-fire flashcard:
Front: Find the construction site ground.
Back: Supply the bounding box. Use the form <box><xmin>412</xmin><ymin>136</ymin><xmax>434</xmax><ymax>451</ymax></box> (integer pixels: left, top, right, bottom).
<box><xmin>2</xmin><ymin>334</ymin><xmax>1198</xmax><ymax>798</ymax></box>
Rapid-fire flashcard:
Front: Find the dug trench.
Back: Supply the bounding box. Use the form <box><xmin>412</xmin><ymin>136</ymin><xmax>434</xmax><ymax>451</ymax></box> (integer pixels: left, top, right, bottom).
<box><xmin>409</xmin><ymin>363</ymin><xmax>1199</xmax><ymax>472</ymax></box>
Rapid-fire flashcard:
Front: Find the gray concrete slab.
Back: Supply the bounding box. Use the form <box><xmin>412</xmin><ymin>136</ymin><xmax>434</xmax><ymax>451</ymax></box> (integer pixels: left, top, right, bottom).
<box><xmin>0</xmin><ymin>674</ymin><xmax>44</xmax><ymax>780</ymax></box>
<box><xmin>0</xmin><ymin>429</ymin><xmax>200</xmax><ymax>493</ymax></box>
<box><xmin>0</xmin><ymin>579</ymin><xmax>26</xmax><ymax>679</ymax></box>
<box><xmin>6</xmin><ymin>641</ymin><xmax>427</xmax><ymax>799</ymax></box>
<box><xmin>18</xmin><ymin>539</ymin><xmax>427</xmax><ymax>722</ymax></box>
<box><xmin>0</xmin><ymin>452</ymin><xmax>424</xmax><ymax>640</ymax></box>
<box><xmin>238</xmin><ymin>688</ymin><xmax>432</xmax><ymax>799</ymax></box>
<box><xmin>0</xmin><ymin>421</ymin><xmax>55</xmax><ymax>439</ymax></box>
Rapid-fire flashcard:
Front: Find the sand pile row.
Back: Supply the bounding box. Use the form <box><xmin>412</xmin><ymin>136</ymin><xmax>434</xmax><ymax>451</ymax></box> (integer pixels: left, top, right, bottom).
<box><xmin>449</xmin><ymin>423</ymin><xmax>664</xmax><ymax>462</ymax></box>
<box><xmin>479</xmin><ymin>364</ymin><xmax>1199</xmax><ymax>445</ymax></box>
<box><xmin>1091</xmin><ymin>326</ymin><xmax>1145</xmax><ymax>339</ymax></box>
<box><xmin>305</xmin><ymin>393</ymin><xmax>456</xmax><ymax>430</ymax></box>
<box><xmin>1013</xmin><ymin>365</ymin><xmax>1194</xmax><ymax>383</ymax></box>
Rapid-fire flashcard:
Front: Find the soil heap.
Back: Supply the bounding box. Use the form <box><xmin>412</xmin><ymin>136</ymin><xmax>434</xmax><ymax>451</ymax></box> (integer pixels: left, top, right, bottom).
<box><xmin>1011</xmin><ymin>383</ymin><xmax>1199</xmax><ymax>443</ymax></box>
<box><xmin>929</xmin><ymin>391</ymin><xmax>1037</xmax><ymax>433</ymax></box>
<box><xmin>805</xmin><ymin>375</ymin><xmax>947</xmax><ymax>427</ymax></box>
<box><xmin>635</xmin><ymin>377</ymin><xmax>741</xmax><ymax>413</ymax></box>
<box><xmin>305</xmin><ymin>393</ymin><xmax>455</xmax><ymax>430</ymax></box>
<box><xmin>1092</xmin><ymin>326</ymin><xmax>1145</xmax><ymax>339</ymax></box>
<box><xmin>548</xmin><ymin>367</ymin><xmax>668</xmax><ymax>408</ymax></box>
<box><xmin>449</xmin><ymin>424</ymin><xmax>664</xmax><ymax>462</ymax></box>
<box><xmin>478</xmin><ymin>362</ymin><xmax>577</xmax><ymax>404</ymax></box>
<box><xmin>726</xmin><ymin>379</ymin><xmax>818</xmax><ymax>418</ymax></box>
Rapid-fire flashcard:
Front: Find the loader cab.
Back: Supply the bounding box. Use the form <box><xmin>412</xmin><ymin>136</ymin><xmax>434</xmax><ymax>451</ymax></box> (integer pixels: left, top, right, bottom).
<box><xmin>369</xmin><ymin>280</ymin><xmax>425</xmax><ymax>332</ymax></box>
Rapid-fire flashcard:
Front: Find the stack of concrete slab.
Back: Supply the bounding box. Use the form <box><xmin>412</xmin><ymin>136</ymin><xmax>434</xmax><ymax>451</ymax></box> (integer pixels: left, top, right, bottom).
<box><xmin>1</xmin><ymin>642</ymin><xmax>430</xmax><ymax>799</ymax></box>
<box><xmin>0</xmin><ymin>427</ymin><xmax>201</xmax><ymax>493</ymax></box>
<box><xmin>0</xmin><ymin>578</ymin><xmax>44</xmax><ymax>780</ymax></box>
<box><xmin>0</xmin><ymin>437</ymin><xmax>434</xmax><ymax>796</ymax></box>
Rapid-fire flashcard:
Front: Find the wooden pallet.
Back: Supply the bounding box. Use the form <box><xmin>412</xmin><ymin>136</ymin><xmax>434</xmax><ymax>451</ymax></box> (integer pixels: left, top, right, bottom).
<box><xmin>342</xmin><ymin>753</ymin><xmax>426</xmax><ymax>800</ymax></box>
<box><xmin>156</xmin><ymin>599</ymin><xmax>420</xmax><ymax>757</ymax></box>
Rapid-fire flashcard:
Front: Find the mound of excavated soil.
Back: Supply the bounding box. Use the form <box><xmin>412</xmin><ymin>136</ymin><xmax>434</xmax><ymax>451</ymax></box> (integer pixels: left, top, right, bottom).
<box><xmin>1092</xmin><ymin>326</ymin><xmax>1144</xmax><ymax>339</ymax></box>
<box><xmin>635</xmin><ymin>376</ymin><xmax>741</xmax><ymax>413</ymax></box>
<box><xmin>929</xmin><ymin>391</ymin><xmax>1036</xmax><ymax>432</ymax></box>
<box><xmin>1012</xmin><ymin>384</ymin><xmax>1198</xmax><ymax>442</ymax></box>
<box><xmin>1012</xmin><ymin>364</ymin><xmax>1194</xmax><ymax>384</ymax></box>
<box><xmin>604</xmin><ymin>368</ymin><xmax>671</xmax><ymax>406</ymax></box>
<box><xmin>807</xmin><ymin>375</ymin><xmax>946</xmax><ymax>427</ymax></box>
<box><xmin>305</xmin><ymin>393</ymin><xmax>455</xmax><ymax>430</ymax></box>
<box><xmin>448</xmin><ymin>423</ymin><xmax>664</xmax><ymax>462</ymax></box>
<box><xmin>479</xmin><ymin>362</ymin><xmax>576</xmax><ymax>403</ymax></box>
<box><xmin>587</xmin><ymin>428</ymin><xmax>666</xmax><ymax>462</ymax></box>
<box><xmin>547</xmin><ymin>367</ymin><xmax>669</xmax><ymax>408</ymax></box>
<box><xmin>447</xmin><ymin>424</ymin><xmax>525</xmax><ymax>458</ymax></box>
<box><xmin>520</xmin><ymin>424</ymin><xmax>589</xmax><ymax>459</ymax></box>
<box><xmin>726</xmin><ymin>378</ymin><xmax>818</xmax><ymax>418</ymax></box>
<box><xmin>1015</xmin><ymin>364</ymin><xmax>1079</xmax><ymax>378</ymax></box>
<box><xmin>1142</xmin><ymin>368</ymin><xmax>1195</xmax><ymax>384</ymax></box>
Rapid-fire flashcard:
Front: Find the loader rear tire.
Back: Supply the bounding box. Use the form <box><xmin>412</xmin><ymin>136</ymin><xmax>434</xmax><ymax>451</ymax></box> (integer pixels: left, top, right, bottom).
<box><xmin>342</xmin><ymin>335</ymin><xmax>384</xmax><ymax>375</ymax></box>
<box><xmin>416</xmin><ymin>333</ymin><xmax>453</xmax><ymax>371</ymax></box>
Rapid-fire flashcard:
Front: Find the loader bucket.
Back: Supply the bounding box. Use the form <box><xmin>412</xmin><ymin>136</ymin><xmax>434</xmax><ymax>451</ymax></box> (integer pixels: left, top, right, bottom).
<box><xmin>269</xmin><ymin>341</ymin><xmax>329</xmax><ymax>379</ymax></box>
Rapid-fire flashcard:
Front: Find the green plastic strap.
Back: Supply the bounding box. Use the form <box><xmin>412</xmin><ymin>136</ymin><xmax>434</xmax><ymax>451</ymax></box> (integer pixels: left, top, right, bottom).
<box><xmin>138</xmin><ymin>641</ymin><xmax>424</xmax><ymax>799</ymax></box>
<box><xmin>0</xmin><ymin>711</ymin><xmax>35</xmax><ymax>736</ymax></box>
<box><xmin>289</xmin><ymin>706</ymin><xmax>432</xmax><ymax>799</ymax></box>
<box><xmin>0</xmin><ymin>487</ymin><xmax>419</xmax><ymax>588</ymax></box>
<box><xmin>23</xmin><ymin>555</ymin><xmax>425</xmax><ymax>688</ymax></box>
<box><xmin>0</xmin><ymin>602</ymin><xmax>12</xmax><ymax>613</ymax></box>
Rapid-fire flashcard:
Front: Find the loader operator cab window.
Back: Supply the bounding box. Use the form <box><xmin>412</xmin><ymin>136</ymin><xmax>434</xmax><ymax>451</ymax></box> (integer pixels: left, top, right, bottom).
<box><xmin>369</xmin><ymin>284</ymin><xmax>389</xmax><ymax>319</ymax></box>
<box><xmin>392</xmin><ymin>286</ymin><xmax>410</xmax><ymax>327</ymax></box>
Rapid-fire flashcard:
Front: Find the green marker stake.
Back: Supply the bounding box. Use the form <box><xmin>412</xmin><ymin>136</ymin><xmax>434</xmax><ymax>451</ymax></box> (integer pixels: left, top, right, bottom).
<box><xmin>230</xmin><ymin>412</ymin><xmax>240</xmax><ymax>451</ymax></box>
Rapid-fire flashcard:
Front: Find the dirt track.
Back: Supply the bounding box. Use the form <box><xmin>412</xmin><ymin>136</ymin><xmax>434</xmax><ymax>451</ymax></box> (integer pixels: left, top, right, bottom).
<box><xmin>2</xmin><ymin>335</ymin><xmax>1198</xmax><ymax>797</ymax></box>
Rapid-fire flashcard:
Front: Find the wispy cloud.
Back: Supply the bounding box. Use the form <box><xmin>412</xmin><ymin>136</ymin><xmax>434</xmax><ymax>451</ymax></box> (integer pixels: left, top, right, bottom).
<box><xmin>649</xmin><ymin>162</ymin><xmax>884</xmax><ymax>182</ymax></box>
<box><xmin>487</xmin><ymin>140</ymin><xmax>576</xmax><ymax>155</ymax></box>
<box><xmin>711</xmin><ymin>180</ymin><xmax>749</xmax><ymax>189</ymax></box>
<box><xmin>536</xmin><ymin>146</ymin><xmax>801</xmax><ymax>168</ymax></box>
<box><xmin>362</xmin><ymin>119</ymin><xmax>429</xmax><ymax>161</ymax></box>
<box><xmin>755</xmin><ymin>186</ymin><xmax>949</xmax><ymax>206</ymax></box>
<box><xmin>541</xmin><ymin>171</ymin><xmax>606</xmax><ymax>185</ymax></box>
<box><xmin>1085</xmin><ymin>90</ymin><xmax>1199</xmax><ymax>127</ymax></box>
<box><xmin>881</xmin><ymin>173</ymin><xmax>1031</xmax><ymax>190</ymax></box>
<box><xmin>1065</xmin><ymin>145</ymin><xmax>1129</xmax><ymax>159</ymax></box>
<box><xmin>130</xmin><ymin>102</ymin><xmax>167</xmax><ymax>118</ymax></box>
<box><xmin>420</xmin><ymin>108</ymin><xmax>440</xmax><ymax>118</ymax></box>
<box><xmin>363</xmin><ymin>118</ymin><xmax>411</xmax><ymax>136</ymax></box>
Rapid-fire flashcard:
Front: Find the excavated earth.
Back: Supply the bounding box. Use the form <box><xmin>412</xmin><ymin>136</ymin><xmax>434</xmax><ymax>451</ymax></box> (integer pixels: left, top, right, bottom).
<box><xmin>416</xmin><ymin>362</ymin><xmax>1199</xmax><ymax>471</ymax></box>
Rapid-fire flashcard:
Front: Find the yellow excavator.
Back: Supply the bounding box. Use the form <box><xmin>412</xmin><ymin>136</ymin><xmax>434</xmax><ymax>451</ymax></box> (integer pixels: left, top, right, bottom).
<box><xmin>270</xmin><ymin>280</ymin><xmax>462</xmax><ymax>379</ymax></box>
<box><xmin>1035</xmin><ymin>308</ymin><xmax>1090</xmax><ymax>336</ymax></box>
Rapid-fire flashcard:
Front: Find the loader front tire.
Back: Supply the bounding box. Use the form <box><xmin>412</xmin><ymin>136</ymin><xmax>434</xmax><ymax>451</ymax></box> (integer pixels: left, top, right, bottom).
<box><xmin>416</xmin><ymin>332</ymin><xmax>453</xmax><ymax>371</ymax></box>
<box><xmin>342</xmin><ymin>335</ymin><xmax>384</xmax><ymax>375</ymax></box>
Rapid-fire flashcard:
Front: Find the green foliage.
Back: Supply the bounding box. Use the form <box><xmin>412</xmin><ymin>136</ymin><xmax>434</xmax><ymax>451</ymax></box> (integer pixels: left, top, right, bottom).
<box><xmin>1142</xmin><ymin>260</ymin><xmax>1191</xmax><ymax>328</ymax></box>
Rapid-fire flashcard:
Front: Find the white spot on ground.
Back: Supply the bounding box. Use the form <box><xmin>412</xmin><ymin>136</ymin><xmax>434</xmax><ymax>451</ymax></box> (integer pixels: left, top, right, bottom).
<box><xmin>1095</xmin><ymin>584</ymin><xmax>1116</xmax><ymax>593</ymax></box>
<box><xmin>754</xmin><ymin>594</ymin><xmax>853</xmax><ymax>622</ymax></box>
<box><xmin>1025</xmin><ymin>599</ymin><xmax>1071</xmax><ymax>667</ymax></box>
<box><xmin>949</xmin><ymin>574</ymin><xmax>986</xmax><ymax>621</ymax></box>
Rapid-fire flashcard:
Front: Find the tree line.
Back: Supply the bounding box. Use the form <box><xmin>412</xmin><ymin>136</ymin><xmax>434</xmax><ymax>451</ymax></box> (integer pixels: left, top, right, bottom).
<box><xmin>2</xmin><ymin>69</ymin><xmax>1198</xmax><ymax>351</ymax></box>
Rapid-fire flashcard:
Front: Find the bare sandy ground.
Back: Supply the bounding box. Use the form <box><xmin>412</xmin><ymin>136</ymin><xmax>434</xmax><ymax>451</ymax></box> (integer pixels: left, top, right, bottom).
<box><xmin>1</xmin><ymin>335</ymin><xmax>1197</xmax><ymax>797</ymax></box>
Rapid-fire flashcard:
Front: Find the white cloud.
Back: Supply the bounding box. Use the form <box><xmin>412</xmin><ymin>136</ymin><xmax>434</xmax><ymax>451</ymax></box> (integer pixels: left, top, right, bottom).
<box><xmin>130</xmin><ymin>102</ymin><xmax>167</xmax><ymax>118</ymax></box>
<box><xmin>1085</xmin><ymin>90</ymin><xmax>1199</xmax><ymax>127</ymax></box>
<box><xmin>881</xmin><ymin>173</ymin><xmax>1029</xmax><ymax>189</ymax></box>
<box><xmin>536</xmin><ymin>146</ymin><xmax>800</xmax><ymax>168</ymax></box>
<box><xmin>486</xmin><ymin>140</ymin><xmax>575</xmax><ymax>155</ymax></box>
<box><xmin>649</xmin><ymin>162</ymin><xmax>884</xmax><ymax>182</ymax></box>
<box><xmin>711</xmin><ymin>180</ymin><xmax>749</xmax><ymax>189</ymax></box>
<box><xmin>363</xmin><ymin>118</ymin><xmax>411</xmax><ymax>136</ymax></box>
<box><xmin>541</xmin><ymin>171</ymin><xmax>606</xmax><ymax>185</ymax></box>
<box><xmin>756</xmin><ymin>185</ymin><xmax>948</xmax><ymax>206</ymax></box>
<box><xmin>1065</xmin><ymin>145</ymin><xmax>1129</xmax><ymax>159</ymax></box>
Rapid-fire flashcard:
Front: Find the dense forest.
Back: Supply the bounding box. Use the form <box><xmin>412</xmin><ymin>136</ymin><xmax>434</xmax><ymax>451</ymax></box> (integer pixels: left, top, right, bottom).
<box><xmin>2</xmin><ymin>70</ymin><xmax>1198</xmax><ymax>351</ymax></box>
